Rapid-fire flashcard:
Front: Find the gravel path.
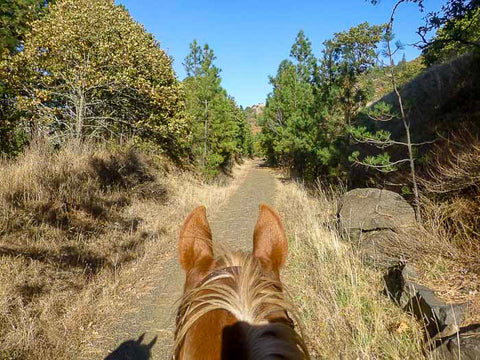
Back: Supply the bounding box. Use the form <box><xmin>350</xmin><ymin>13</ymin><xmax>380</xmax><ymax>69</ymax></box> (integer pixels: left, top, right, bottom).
<box><xmin>104</xmin><ymin>160</ymin><xmax>277</xmax><ymax>359</ymax></box>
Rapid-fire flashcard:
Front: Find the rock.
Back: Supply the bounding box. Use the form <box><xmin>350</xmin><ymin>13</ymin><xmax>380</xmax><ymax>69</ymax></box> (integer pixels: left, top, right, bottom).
<box><xmin>402</xmin><ymin>263</ymin><xmax>419</xmax><ymax>279</ymax></box>
<box><xmin>360</xmin><ymin>229</ymin><xmax>404</xmax><ymax>267</ymax></box>
<box><xmin>431</xmin><ymin>325</ymin><xmax>480</xmax><ymax>360</ymax></box>
<box><xmin>402</xmin><ymin>281</ymin><xmax>467</xmax><ymax>337</ymax></box>
<box><xmin>338</xmin><ymin>188</ymin><xmax>417</xmax><ymax>241</ymax></box>
<box><xmin>384</xmin><ymin>263</ymin><xmax>468</xmax><ymax>338</ymax></box>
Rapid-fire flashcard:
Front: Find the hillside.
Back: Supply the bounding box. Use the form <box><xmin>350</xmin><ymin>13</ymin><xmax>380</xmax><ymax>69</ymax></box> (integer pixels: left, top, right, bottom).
<box><xmin>365</xmin><ymin>52</ymin><xmax>480</xmax><ymax>143</ymax></box>
<box><xmin>359</xmin><ymin>57</ymin><xmax>426</xmax><ymax>103</ymax></box>
<box><xmin>244</xmin><ymin>103</ymin><xmax>264</xmax><ymax>135</ymax></box>
<box><xmin>349</xmin><ymin>52</ymin><xmax>480</xmax><ymax>189</ymax></box>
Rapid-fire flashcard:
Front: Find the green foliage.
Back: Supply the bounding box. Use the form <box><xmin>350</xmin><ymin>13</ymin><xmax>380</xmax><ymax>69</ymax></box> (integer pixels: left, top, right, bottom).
<box><xmin>349</xmin><ymin>150</ymin><xmax>397</xmax><ymax>173</ymax></box>
<box><xmin>370</xmin><ymin>0</ymin><xmax>479</xmax><ymax>65</ymax></box>
<box><xmin>260</xmin><ymin>25</ymin><xmax>384</xmax><ymax>181</ymax></box>
<box><xmin>183</xmin><ymin>40</ymin><xmax>251</xmax><ymax>177</ymax></box>
<box><xmin>348</xmin><ymin>27</ymin><xmax>415</xmax><ymax>178</ymax></box>
<box><xmin>260</xmin><ymin>47</ymin><xmax>319</xmax><ymax>179</ymax></box>
<box><xmin>349</xmin><ymin>125</ymin><xmax>392</xmax><ymax>144</ymax></box>
<box><xmin>3</xmin><ymin>0</ymin><xmax>189</xmax><ymax>157</ymax></box>
<box><xmin>320</xmin><ymin>22</ymin><xmax>385</xmax><ymax>124</ymax></box>
<box><xmin>367</xmin><ymin>101</ymin><xmax>397</xmax><ymax>121</ymax></box>
<box><xmin>401</xmin><ymin>185</ymin><xmax>413</xmax><ymax>195</ymax></box>
<box><xmin>422</xmin><ymin>6</ymin><xmax>480</xmax><ymax>65</ymax></box>
<box><xmin>0</xmin><ymin>0</ymin><xmax>50</xmax><ymax>54</ymax></box>
<box><xmin>358</xmin><ymin>57</ymin><xmax>426</xmax><ymax>100</ymax></box>
<box><xmin>0</xmin><ymin>1</ymin><xmax>52</xmax><ymax>156</ymax></box>
<box><xmin>258</xmin><ymin>0</ymin><xmax>477</xmax><ymax>191</ymax></box>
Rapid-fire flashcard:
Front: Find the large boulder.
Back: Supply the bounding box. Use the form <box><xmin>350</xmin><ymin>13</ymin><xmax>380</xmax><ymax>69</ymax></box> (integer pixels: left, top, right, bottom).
<box><xmin>360</xmin><ymin>229</ymin><xmax>403</xmax><ymax>267</ymax></box>
<box><xmin>338</xmin><ymin>188</ymin><xmax>417</xmax><ymax>241</ymax></box>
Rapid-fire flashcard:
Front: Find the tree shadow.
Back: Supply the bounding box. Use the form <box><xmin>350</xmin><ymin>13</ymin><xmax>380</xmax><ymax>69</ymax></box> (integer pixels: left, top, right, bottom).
<box><xmin>254</xmin><ymin>159</ymin><xmax>273</xmax><ymax>168</ymax></box>
<box><xmin>0</xmin><ymin>245</ymin><xmax>110</xmax><ymax>277</ymax></box>
<box><xmin>105</xmin><ymin>333</ymin><xmax>157</xmax><ymax>360</ymax></box>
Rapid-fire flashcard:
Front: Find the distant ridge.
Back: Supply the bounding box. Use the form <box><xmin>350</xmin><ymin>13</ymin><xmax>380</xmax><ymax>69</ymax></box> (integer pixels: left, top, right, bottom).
<box><xmin>245</xmin><ymin>103</ymin><xmax>264</xmax><ymax>135</ymax></box>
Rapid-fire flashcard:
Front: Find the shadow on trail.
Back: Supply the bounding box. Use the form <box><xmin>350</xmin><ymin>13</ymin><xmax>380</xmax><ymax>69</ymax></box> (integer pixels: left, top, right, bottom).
<box><xmin>104</xmin><ymin>333</ymin><xmax>157</xmax><ymax>360</ymax></box>
<box><xmin>254</xmin><ymin>158</ymin><xmax>273</xmax><ymax>168</ymax></box>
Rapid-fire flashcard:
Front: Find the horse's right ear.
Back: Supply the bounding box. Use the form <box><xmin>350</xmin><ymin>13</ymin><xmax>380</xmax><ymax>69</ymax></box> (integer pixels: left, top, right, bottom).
<box><xmin>179</xmin><ymin>206</ymin><xmax>214</xmax><ymax>272</ymax></box>
<box><xmin>253</xmin><ymin>204</ymin><xmax>288</xmax><ymax>275</ymax></box>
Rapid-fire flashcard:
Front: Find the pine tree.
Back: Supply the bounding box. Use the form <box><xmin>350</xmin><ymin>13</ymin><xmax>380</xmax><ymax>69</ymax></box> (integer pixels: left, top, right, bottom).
<box><xmin>260</xmin><ymin>31</ymin><xmax>318</xmax><ymax>178</ymax></box>
<box><xmin>183</xmin><ymin>40</ymin><xmax>248</xmax><ymax>176</ymax></box>
<box><xmin>320</xmin><ymin>22</ymin><xmax>384</xmax><ymax>126</ymax></box>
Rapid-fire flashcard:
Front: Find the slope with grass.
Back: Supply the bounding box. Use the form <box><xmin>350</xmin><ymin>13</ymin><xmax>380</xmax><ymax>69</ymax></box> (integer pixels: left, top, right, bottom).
<box><xmin>0</xmin><ymin>141</ymin><xmax>245</xmax><ymax>359</ymax></box>
<box><xmin>275</xmin><ymin>179</ymin><xmax>426</xmax><ymax>359</ymax></box>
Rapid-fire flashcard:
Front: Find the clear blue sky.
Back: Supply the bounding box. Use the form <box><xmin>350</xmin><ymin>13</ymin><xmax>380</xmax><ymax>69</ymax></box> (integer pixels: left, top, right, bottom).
<box><xmin>116</xmin><ymin>0</ymin><xmax>442</xmax><ymax>108</ymax></box>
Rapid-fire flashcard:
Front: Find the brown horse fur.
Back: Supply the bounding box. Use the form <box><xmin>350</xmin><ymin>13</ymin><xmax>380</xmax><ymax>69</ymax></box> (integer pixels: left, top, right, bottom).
<box><xmin>174</xmin><ymin>204</ymin><xmax>309</xmax><ymax>360</ymax></box>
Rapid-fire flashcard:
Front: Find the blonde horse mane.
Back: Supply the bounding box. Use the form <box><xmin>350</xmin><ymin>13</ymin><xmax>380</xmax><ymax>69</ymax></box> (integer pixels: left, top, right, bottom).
<box><xmin>174</xmin><ymin>252</ymin><xmax>309</xmax><ymax>359</ymax></box>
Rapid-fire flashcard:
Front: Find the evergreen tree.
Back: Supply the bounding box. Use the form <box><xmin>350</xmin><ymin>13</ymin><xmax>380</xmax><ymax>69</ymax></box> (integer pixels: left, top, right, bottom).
<box><xmin>260</xmin><ymin>31</ymin><xmax>318</xmax><ymax>178</ymax></box>
<box><xmin>259</xmin><ymin>26</ymin><xmax>386</xmax><ymax>181</ymax></box>
<box><xmin>183</xmin><ymin>40</ymin><xmax>250</xmax><ymax>176</ymax></box>
<box><xmin>290</xmin><ymin>30</ymin><xmax>317</xmax><ymax>83</ymax></box>
<box><xmin>320</xmin><ymin>22</ymin><xmax>384</xmax><ymax>126</ymax></box>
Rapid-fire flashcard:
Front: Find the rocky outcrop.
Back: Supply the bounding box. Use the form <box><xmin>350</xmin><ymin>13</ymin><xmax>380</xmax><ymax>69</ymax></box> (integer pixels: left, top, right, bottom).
<box><xmin>246</xmin><ymin>103</ymin><xmax>264</xmax><ymax>135</ymax></box>
<box><xmin>384</xmin><ymin>264</ymin><xmax>468</xmax><ymax>338</ymax></box>
<box><xmin>338</xmin><ymin>188</ymin><xmax>417</xmax><ymax>267</ymax></box>
<box><xmin>339</xmin><ymin>187</ymin><xmax>479</xmax><ymax>359</ymax></box>
<box><xmin>338</xmin><ymin>188</ymin><xmax>416</xmax><ymax>241</ymax></box>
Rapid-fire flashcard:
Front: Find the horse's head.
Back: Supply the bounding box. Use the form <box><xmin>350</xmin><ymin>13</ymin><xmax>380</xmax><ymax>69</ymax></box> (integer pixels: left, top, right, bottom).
<box><xmin>174</xmin><ymin>204</ymin><xmax>308</xmax><ymax>359</ymax></box>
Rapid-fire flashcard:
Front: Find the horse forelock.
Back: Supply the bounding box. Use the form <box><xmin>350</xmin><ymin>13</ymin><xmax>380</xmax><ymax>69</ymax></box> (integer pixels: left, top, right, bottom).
<box><xmin>174</xmin><ymin>252</ymin><xmax>307</xmax><ymax>358</ymax></box>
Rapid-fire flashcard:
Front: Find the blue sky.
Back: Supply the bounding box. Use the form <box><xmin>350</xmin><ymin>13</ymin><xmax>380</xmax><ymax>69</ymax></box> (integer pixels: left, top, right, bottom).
<box><xmin>116</xmin><ymin>0</ymin><xmax>443</xmax><ymax>107</ymax></box>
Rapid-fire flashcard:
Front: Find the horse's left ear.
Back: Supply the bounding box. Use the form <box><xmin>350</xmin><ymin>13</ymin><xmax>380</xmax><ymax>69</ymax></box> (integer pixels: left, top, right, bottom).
<box><xmin>179</xmin><ymin>206</ymin><xmax>214</xmax><ymax>272</ymax></box>
<box><xmin>253</xmin><ymin>203</ymin><xmax>288</xmax><ymax>275</ymax></box>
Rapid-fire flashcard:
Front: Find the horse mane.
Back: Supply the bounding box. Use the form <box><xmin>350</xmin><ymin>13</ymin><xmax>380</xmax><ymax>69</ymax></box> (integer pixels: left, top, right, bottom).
<box><xmin>174</xmin><ymin>252</ymin><xmax>309</xmax><ymax>359</ymax></box>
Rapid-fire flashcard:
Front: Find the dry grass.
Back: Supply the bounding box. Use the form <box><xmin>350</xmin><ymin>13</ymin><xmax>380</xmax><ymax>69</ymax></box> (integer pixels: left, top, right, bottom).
<box><xmin>414</xmin><ymin>133</ymin><xmax>480</xmax><ymax>325</ymax></box>
<box><xmin>275</xmin><ymin>181</ymin><xmax>426</xmax><ymax>359</ymax></box>
<box><xmin>0</xmin><ymin>140</ymin><xmax>245</xmax><ymax>359</ymax></box>
<box><xmin>421</xmin><ymin>133</ymin><xmax>480</xmax><ymax>252</ymax></box>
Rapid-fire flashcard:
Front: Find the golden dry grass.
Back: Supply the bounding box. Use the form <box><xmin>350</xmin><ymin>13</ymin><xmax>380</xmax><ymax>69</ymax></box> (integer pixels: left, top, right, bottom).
<box><xmin>420</xmin><ymin>137</ymin><xmax>480</xmax><ymax>262</ymax></box>
<box><xmin>349</xmin><ymin>132</ymin><xmax>480</xmax><ymax>328</ymax></box>
<box><xmin>275</xmin><ymin>180</ymin><xmax>426</xmax><ymax>359</ymax></box>
<box><xmin>409</xmin><ymin>203</ymin><xmax>480</xmax><ymax>326</ymax></box>
<box><xmin>413</xmin><ymin>134</ymin><xmax>480</xmax><ymax>325</ymax></box>
<box><xmin>0</xmin><ymin>141</ymin><xmax>245</xmax><ymax>359</ymax></box>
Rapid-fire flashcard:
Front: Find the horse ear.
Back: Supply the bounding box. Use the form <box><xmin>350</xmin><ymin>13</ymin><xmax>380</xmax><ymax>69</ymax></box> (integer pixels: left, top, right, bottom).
<box><xmin>179</xmin><ymin>206</ymin><xmax>213</xmax><ymax>272</ymax></box>
<box><xmin>253</xmin><ymin>203</ymin><xmax>288</xmax><ymax>274</ymax></box>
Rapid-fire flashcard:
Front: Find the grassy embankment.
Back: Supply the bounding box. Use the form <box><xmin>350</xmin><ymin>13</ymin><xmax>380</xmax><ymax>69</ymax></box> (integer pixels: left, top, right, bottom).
<box><xmin>277</xmin><ymin>132</ymin><xmax>480</xmax><ymax>358</ymax></box>
<box><xmin>276</xmin><ymin>180</ymin><xmax>426</xmax><ymax>359</ymax></box>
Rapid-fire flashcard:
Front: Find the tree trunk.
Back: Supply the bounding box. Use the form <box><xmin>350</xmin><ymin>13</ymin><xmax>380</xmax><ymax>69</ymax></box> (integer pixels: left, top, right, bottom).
<box><xmin>75</xmin><ymin>89</ymin><xmax>86</xmax><ymax>144</ymax></box>
<box><xmin>203</xmin><ymin>100</ymin><xmax>208</xmax><ymax>168</ymax></box>
<box><xmin>386</xmin><ymin>28</ymin><xmax>422</xmax><ymax>223</ymax></box>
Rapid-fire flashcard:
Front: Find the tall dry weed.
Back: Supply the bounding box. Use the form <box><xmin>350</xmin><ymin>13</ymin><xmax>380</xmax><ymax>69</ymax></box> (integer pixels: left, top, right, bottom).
<box><xmin>420</xmin><ymin>133</ymin><xmax>480</xmax><ymax>255</ymax></box>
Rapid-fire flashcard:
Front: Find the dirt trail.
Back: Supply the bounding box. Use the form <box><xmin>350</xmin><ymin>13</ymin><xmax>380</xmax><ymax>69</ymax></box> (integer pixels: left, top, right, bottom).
<box><xmin>103</xmin><ymin>160</ymin><xmax>277</xmax><ymax>359</ymax></box>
